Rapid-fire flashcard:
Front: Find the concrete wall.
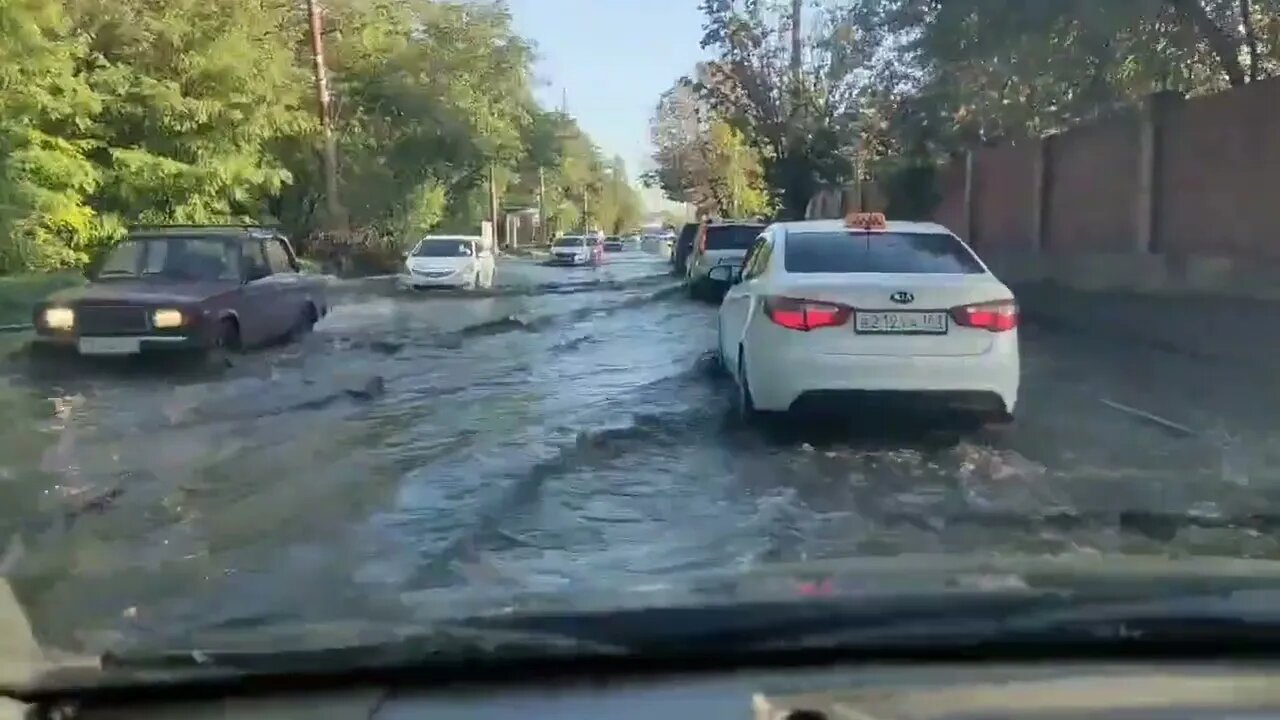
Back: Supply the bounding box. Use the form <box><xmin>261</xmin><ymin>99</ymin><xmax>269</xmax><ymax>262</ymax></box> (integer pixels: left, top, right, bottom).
<box><xmin>930</xmin><ymin>76</ymin><xmax>1280</xmax><ymax>357</ymax></box>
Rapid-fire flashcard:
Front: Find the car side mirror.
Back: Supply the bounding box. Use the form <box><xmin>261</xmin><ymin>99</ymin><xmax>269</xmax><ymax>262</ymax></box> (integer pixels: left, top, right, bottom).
<box><xmin>706</xmin><ymin>265</ymin><xmax>741</xmax><ymax>285</ymax></box>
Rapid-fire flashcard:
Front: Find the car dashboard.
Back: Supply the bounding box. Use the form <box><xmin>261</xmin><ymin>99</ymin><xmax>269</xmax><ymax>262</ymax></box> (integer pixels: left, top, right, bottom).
<box><xmin>42</xmin><ymin>661</ymin><xmax>1280</xmax><ymax>720</ymax></box>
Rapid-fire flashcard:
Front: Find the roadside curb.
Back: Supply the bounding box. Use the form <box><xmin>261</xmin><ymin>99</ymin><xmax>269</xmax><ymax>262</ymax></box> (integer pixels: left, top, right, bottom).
<box><xmin>0</xmin><ymin>324</ymin><xmax>31</xmax><ymax>334</ymax></box>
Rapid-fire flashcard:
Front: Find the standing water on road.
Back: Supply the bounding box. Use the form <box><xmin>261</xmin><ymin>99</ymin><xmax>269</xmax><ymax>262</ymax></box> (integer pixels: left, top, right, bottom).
<box><xmin>0</xmin><ymin>251</ymin><xmax>1273</xmax><ymax>655</ymax></box>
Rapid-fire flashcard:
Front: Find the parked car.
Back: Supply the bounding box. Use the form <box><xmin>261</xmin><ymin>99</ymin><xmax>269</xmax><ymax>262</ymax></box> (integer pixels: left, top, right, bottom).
<box><xmin>712</xmin><ymin>213</ymin><xmax>1019</xmax><ymax>427</ymax></box>
<box><xmin>672</xmin><ymin>222</ymin><xmax>700</xmax><ymax>275</ymax></box>
<box><xmin>686</xmin><ymin>220</ymin><xmax>767</xmax><ymax>300</ymax></box>
<box><xmin>549</xmin><ymin>235</ymin><xmax>602</xmax><ymax>266</ymax></box>
<box><xmin>31</xmin><ymin>225</ymin><xmax>328</xmax><ymax>360</ymax></box>
<box><xmin>399</xmin><ymin>235</ymin><xmax>495</xmax><ymax>290</ymax></box>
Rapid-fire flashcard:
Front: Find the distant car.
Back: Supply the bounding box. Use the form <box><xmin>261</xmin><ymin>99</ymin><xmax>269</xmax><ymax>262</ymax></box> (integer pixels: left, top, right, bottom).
<box><xmin>549</xmin><ymin>235</ymin><xmax>601</xmax><ymax>266</ymax></box>
<box><xmin>31</xmin><ymin>226</ymin><xmax>327</xmax><ymax>359</ymax></box>
<box><xmin>399</xmin><ymin>235</ymin><xmax>495</xmax><ymax>290</ymax></box>
<box><xmin>686</xmin><ymin>221</ymin><xmax>767</xmax><ymax>300</ymax></box>
<box><xmin>713</xmin><ymin>214</ymin><xmax>1019</xmax><ymax>426</ymax></box>
<box><xmin>603</xmin><ymin>236</ymin><xmax>625</xmax><ymax>252</ymax></box>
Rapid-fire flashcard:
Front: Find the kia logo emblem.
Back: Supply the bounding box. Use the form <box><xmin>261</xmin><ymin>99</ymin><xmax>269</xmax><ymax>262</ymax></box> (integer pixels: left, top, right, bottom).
<box><xmin>890</xmin><ymin>291</ymin><xmax>914</xmax><ymax>304</ymax></box>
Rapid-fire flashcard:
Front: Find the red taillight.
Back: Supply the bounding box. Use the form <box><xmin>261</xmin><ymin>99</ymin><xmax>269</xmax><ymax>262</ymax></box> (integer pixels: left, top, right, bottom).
<box><xmin>951</xmin><ymin>299</ymin><xmax>1018</xmax><ymax>332</ymax></box>
<box><xmin>764</xmin><ymin>296</ymin><xmax>852</xmax><ymax>331</ymax></box>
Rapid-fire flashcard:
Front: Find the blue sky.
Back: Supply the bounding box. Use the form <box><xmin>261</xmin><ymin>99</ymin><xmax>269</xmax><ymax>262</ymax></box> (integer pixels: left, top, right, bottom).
<box><xmin>506</xmin><ymin>0</ymin><xmax>708</xmax><ymax>204</ymax></box>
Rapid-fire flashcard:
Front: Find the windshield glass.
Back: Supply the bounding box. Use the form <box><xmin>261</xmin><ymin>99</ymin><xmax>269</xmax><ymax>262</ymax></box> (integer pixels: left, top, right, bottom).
<box><xmin>784</xmin><ymin>232</ymin><xmax>986</xmax><ymax>274</ymax></box>
<box><xmin>96</xmin><ymin>237</ymin><xmax>240</xmax><ymax>281</ymax></box>
<box><xmin>704</xmin><ymin>225</ymin><xmax>764</xmax><ymax>251</ymax></box>
<box><xmin>5</xmin><ymin>0</ymin><xmax>1278</xmax><ymax>695</ymax></box>
<box><xmin>414</xmin><ymin>239</ymin><xmax>474</xmax><ymax>257</ymax></box>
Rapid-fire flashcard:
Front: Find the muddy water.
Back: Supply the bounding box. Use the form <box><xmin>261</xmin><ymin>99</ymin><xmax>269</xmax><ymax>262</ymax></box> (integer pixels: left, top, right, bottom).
<box><xmin>0</xmin><ymin>251</ymin><xmax>1270</xmax><ymax>655</ymax></box>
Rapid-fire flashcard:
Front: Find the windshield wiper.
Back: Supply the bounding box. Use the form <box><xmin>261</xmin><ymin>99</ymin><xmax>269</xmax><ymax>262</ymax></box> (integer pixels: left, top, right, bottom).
<box><xmin>446</xmin><ymin>587</ymin><xmax>1280</xmax><ymax>654</ymax></box>
<box><xmin>97</xmin><ymin>622</ymin><xmax>628</xmax><ymax>678</ymax></box>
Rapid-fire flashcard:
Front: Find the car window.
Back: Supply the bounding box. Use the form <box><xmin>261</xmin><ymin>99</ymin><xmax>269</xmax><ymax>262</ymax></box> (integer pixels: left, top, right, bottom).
<box><xmin>415</xmin><ymin>239</ymin><xmax>474</xmax><ymax>257</ymax></box>
<box><xmin>554</xmin><ymin>237</ymin><xmax>585</xmax><ymax>247</ymax></box>
<box><xmin>97</xmin><ymin>237</ymin><xmax>239</xmax><ymax>281</ymax></box>
<box><xmin>744</xmin><ymin>236</ymin><xmax>773</xmax><ymax>279</ymax></box>
<box><xmin>265</xmin><ymin>238</ymin><xmax>294</xmax><ymax>273</ymax></box>
<box><xmin>244</xmin><ymin>239</ymin><xmax>270</xmax><ymax>278</ymax></box>
<box><xmin>704</xmin><ymin>224</ymin><xmax>766</xmax><ymax>251</ymax></box>
<box><xmin>677</xmin><ymin>223</ymin><xmax>699</xmax><ymax>249</ymax></box>
<box><xmin>741</xmin><ymin>235</ymin><xmax>768</xmax><ymax>279</ymax></box>
<box><xmin>782</xmin><ymin>231</ymin><xmax>986</xmax><ymax>274</ymax></box>
<box><xmin>97</xmin><ymin>241</ymin><xmax>144</xmax><ymax>276</ymax></box>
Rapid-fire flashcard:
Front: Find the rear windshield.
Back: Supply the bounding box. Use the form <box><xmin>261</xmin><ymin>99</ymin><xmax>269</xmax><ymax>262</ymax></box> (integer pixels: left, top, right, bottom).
<box><xmin>677</xmin><ymin>223</ymin><xmax>699</xmax><ymax>247</ymax></box>
<box><xmin>783</xmin><ymin>232</ymin><xmax>985</xmax><ymax>274</ymax></box>
<box><xmin>705</xmin><ymin>224</ymin><xmax>764</xmax><ymax>251</ymax></box>
<box><xmin>554</xmin><ymin>237</ymin><xmax>586</xmax><ymax>247</ymax></box>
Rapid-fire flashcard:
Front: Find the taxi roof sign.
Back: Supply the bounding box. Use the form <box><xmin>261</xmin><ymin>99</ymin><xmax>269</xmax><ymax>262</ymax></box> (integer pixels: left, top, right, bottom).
<box><xmin>845</xmin><ymin>212</ymin><xmax>887</xmax><ymax>230</ymax></box>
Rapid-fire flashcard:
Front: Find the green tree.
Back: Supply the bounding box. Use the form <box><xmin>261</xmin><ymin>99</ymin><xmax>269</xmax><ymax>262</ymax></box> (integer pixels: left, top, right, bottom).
<box><xmin>0</xmin><ymin>0</ymin><xmax>104</xmax><ymax>271</ymax></box>
<box><xmin>71</xmin><ymin>0</ymin><xmax>310</xmax><ymax>224</ymax></box>
<box><xmin>694</xmin><ymin>0</ymin><xmax>883</xmax><ymax>218</ymax></box>
<box><xmin>0</xmin><ymin>0</ymin><xmax>630</xmax><ymax>272</ymax></box>
<box><xmin>868</xmin><ymin>0</ymin><xmax>1280</xmax><ymax>154</ymax></box>
<box><xmin>647</xmin><ymin>72</ymin><xmax>772</xmax><ymax>218</ymax></box>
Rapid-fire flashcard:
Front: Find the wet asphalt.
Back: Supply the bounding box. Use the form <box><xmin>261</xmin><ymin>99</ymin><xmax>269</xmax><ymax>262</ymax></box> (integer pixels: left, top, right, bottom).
<box><xmin>0</xmin><ymin>249</ymin><xmax>1274</xmax><ymax>654</ymax></box>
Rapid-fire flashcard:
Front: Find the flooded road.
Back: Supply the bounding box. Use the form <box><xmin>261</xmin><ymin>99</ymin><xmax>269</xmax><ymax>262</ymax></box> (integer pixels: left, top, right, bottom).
<box><xmin>0</xmin><ymin>250</ymin><xmax>1274</xmax><ymax>654</ymax></box>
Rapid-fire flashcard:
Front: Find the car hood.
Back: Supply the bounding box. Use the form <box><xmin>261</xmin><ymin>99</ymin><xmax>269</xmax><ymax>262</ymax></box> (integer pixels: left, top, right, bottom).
<box><xmin>48</xmin><ymin>279</ymin><xmax>239</xmax><ymax>305</ymax></box>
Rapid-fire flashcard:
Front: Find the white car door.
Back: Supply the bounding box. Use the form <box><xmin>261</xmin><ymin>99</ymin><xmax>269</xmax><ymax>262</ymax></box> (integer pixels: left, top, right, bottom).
<box><xmin>719</xmin><ymin>233</ymin><xmax>772</xmax><ymax>376</ymax></box>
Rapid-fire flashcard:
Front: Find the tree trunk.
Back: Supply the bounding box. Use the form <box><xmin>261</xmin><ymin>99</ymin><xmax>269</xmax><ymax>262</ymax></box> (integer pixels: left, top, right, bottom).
<box><xmin>1240</xmin><ymin>0</ymin><xmax>1261</xmax><ymax>81</ymax></box>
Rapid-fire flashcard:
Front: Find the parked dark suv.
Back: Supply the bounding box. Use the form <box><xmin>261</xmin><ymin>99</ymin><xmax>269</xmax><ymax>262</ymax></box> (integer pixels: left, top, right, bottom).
<box><xmin>671</xmin><ymin>222</ymin><xmax>701</xmax><ymax>276</ymax></box>
<box><xmin>32</xmin><ymin>225</ymin><xmax>328</xmax><ymax>360</ymax></box>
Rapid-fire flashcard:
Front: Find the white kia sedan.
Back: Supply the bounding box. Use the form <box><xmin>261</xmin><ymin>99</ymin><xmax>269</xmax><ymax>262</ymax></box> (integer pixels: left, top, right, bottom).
<box><xmin>400</xmin><ymin>236</ymin><xmax>495</xmax><ymax>290</ymax></box>
<box><xmin>712</xmin><ymin>214</ymin><xmax>1019</xmax><ymax>425</ymax></box>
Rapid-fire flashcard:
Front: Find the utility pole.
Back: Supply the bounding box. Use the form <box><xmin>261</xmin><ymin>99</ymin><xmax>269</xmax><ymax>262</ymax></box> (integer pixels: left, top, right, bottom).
<box><xmin>537</xmin><ymin>166</ymin><xmax>547</xmax><ymax>244</ymax></box>
<box><xmin>305</xmin><ymin>0</ymin><xmax>343</xmax><ymax>228</ymax></box>
<box><xmin>488</xmin><ymin>163</ymin><xmax>499</xmax><ymax>243</ymax></box>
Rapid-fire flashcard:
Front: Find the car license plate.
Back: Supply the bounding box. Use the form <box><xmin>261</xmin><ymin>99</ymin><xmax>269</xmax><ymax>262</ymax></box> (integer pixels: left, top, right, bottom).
<box><xmin>78</xmin><ymin>337</ymin><xmax>142</xmax><ymax>355</ymax></box>
<box><xmin>855</xmin><ymin>311</ymin><xmax>948</xmax><ymax>334</ymax></box>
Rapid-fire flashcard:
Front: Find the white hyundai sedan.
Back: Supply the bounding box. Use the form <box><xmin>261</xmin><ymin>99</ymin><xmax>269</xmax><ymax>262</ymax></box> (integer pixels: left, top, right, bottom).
<box><xmin>711</xmin><ymin>214</ymin><xmax>1019</xmax><ymax>426</ymax></box>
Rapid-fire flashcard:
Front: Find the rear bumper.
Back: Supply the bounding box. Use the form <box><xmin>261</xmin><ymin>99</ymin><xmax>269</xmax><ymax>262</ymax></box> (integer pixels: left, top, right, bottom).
<box><xmin>747</xmin><ymin>345</ymin><xmax>1019</xmax><ymax>416</ymax></box>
